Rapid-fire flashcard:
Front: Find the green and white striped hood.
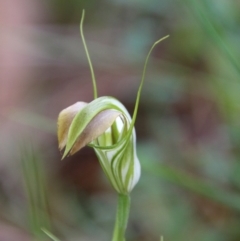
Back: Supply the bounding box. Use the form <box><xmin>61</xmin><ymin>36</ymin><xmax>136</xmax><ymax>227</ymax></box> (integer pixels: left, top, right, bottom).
<box><xmin>58</xmin><ymin>96</ymin><xmax>140</xmax><ymax>194</ymax></box>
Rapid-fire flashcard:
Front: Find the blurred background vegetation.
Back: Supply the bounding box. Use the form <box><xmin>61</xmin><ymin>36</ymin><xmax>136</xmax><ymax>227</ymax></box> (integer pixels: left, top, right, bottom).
<box><xmin>1</xmin><ymin>0</ymin><xmax>240</xmax><ymax>240</ymax></box>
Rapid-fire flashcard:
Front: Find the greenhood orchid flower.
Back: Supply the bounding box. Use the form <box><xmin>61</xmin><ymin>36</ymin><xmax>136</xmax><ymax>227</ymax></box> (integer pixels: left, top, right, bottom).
<box><xmin>57</xmin><ymin>10</ymin><xmax>168</xmax><ymax>196</ymax></box>
<box><xmin>58</xmin><ymin>96</ymin><xmax>140</xmax><ymax>194</ymax></box>
<box><xmin>55</xmin><ymin>9</ymin><xmax>169</xmax><ymax>241</ymax></box>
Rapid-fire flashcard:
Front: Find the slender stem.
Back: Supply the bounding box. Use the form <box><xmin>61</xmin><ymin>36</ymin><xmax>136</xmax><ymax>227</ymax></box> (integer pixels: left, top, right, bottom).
<box><xmin>112</xmin><ymin>194</ymin><xmax>131</xmax><ymax>241</ymax></box>
<box><xmin>80</xmin><ymin>9</ymin><xmax>98</xmax><ymax>99</ymax></box>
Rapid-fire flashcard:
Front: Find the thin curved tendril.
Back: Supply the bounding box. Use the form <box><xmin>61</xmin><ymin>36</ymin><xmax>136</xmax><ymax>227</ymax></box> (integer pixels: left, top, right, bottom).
<box><xmin>80</xmin><ymin>9</ymin><xmax>98</xmax><ymax>99</ymax></box>
<box><xmin>89</xmin><ymin>35</ymin><xmax>170</xmax><ymax>151</ymax></box>
<box><xmin>128</xmin><ymin>35</ymin><xmax>170</xmax><ymax>137</ymax></box>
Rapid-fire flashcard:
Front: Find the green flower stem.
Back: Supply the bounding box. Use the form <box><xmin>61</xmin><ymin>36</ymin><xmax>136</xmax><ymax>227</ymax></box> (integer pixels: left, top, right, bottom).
<box><xmin>112</xmin><ymin>194</ymin><xmax>131</xmax><ymax>241</ymax></box>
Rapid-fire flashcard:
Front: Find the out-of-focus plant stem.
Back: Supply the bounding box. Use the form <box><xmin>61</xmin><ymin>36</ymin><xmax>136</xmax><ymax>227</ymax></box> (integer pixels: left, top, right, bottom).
<box><xmin>184</xmin><ymin>0</ymin><xmax>240</xmax><ymax>74</ymax></box>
